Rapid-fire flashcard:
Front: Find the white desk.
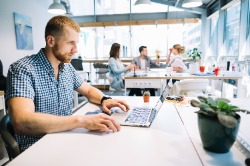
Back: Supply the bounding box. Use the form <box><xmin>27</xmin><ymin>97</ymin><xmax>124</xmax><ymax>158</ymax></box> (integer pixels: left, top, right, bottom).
<box><xmin>175</xmin><ymin>103</ymin><xmax>246</xmax><ymax>165</ymax></box>
<box><xmin>125</xmin><ymin>71</ymin><xmax>243</xmax><ymax>97</ymax></box>
<box><xmin>7</xmin><ymin>97</ymin><xmax>247</xmax><ymax>166</ymax></box>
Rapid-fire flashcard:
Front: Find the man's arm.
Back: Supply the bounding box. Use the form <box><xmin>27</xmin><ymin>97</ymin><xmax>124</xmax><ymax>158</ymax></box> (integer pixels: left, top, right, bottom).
<box><xmin>76</xmin><ymin>82</ymin><xmax>130</xmax><ymax>114</ymax></box>
<box><xmin>8</xmin><ymin>97</ymin><xmax>120</xmax><ymax>135</ymax></box>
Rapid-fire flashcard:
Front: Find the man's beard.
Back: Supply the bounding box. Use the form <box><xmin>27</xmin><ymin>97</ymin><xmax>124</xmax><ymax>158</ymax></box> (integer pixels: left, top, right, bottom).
<box><xmin>52</xmin><ymin>44</ymin><xmax>72</xmax><ymax>63</ymax></box>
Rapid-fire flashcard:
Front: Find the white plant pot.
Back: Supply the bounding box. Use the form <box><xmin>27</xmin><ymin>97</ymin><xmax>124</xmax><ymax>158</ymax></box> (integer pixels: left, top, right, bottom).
<box><xmin>189</xmin><ymin>62</ymin><xmax>199</xmax><ymax>74</ymax></box>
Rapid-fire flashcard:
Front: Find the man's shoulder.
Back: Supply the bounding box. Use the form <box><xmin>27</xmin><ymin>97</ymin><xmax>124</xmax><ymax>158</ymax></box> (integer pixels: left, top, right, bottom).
<box><xmin>132</xmin><ymin>56</ymin><xmax>140</xmax><ymax>60</ymax></box>
<box><xmin>9</xmin><ymin>54</ymin><xmax>39</xmax><ymax>73</ymax></box>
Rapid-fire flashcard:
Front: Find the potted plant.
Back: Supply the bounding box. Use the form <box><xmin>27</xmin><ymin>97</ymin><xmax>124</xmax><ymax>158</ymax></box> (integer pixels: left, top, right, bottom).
<box><xmin>143</xmin><ymin>91</ymin><xmax>150</xmax><ymax>103</ymax></box>
<box><xmin>190</xmin><ymin>96</ymin><xmax>250</xmax><ymax>153</ymax></box>
<box><xmin>187</xmin><ymin>48</ymin><xmax>202</xmax><ymax>74</ymax></box>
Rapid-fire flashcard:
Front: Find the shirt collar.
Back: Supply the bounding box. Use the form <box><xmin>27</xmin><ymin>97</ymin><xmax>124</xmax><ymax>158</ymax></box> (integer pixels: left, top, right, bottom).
<box><xmin>38</xmin><ymin>48</ymin><xmax>66</xmax><ymax>72</ymax></box>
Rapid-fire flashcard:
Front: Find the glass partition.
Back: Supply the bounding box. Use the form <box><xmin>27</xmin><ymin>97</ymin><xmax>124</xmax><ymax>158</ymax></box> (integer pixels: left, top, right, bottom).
<box><xmin>78</xmin><ymin>23</ymin><xmax>201</xmax><ymax>59</ymax></box>
<box><xmin>224</xmin><ymin>1</ymin><xmax>241</xmax><ymax>56</ymax></box>
<box><xmin>209</xmin><ymin>13</ymin><xmax>219</xmax><ymax>57</ymax></box>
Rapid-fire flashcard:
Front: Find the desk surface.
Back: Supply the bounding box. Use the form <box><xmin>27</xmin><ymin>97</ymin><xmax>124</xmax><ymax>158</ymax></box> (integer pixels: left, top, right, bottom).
<box><xmin>7</xmin><ymin>97</ymin><xmax>246</xmax><ymax>166</ymax></box>
<box><xmin>125</xmin><ymin>71</ymin><xmax>243</xmax><ymax>80</ymax></box>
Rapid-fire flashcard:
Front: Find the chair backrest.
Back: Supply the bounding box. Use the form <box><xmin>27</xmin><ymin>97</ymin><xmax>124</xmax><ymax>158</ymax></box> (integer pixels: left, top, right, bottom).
<box><xmin>71</xmin><ymin>59</ymin><xmax>83</xmax><ymax>71</ymax></box>
<box><xmin>106</xmin><ymin>72</ymin><xmax>113</xmax><ymax>84</ymax></box>
<box><xmin>171</xmin><ymin>79</ymin><xmax>209</xmax><ymax>96</ymax></box>
<box><xmin>93</xmin><ymin>63</ymin><xmax>109</xmax><ymax>69</ymax></box>
<box><xmin>177</xmin><ymin>79</ymin><xmax>209</xmax><ymax>91</ymax></box>
<box><xmin>0</xmin><ymin>115</ymin><xmax>20</xmax><ymax>160</ymax></box>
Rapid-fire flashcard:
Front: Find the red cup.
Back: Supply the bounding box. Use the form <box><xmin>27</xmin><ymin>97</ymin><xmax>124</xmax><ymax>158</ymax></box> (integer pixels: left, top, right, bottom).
<box><xmin>200</xmin><ymin>66</ymin><xmax>205</xmax><ymax>73</ymax></box>
<box><xmin>214</xmin><ymin>67</ymin><xmax>220</xmax><ymax>76</ymax></box>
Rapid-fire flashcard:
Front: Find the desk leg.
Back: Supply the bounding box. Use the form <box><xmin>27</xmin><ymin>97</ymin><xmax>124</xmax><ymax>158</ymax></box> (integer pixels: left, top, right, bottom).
<box><xmin>236</xmin><ymin>78</ymin><xmax>243</xmax><ymax>98</ymax></box>
<box><xmin>161</xmin><ymin>79</ymin><xmax>167</xmax><ymax>95</ymax></box>
<box><xmin>125</xmin><ymin>80</ymin><xmax>127</xmax><ymax>96</ymax></box>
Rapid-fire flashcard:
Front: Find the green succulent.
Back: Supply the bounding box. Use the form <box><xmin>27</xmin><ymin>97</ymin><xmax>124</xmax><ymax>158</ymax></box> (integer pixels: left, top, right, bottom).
<box><xmin>188</xmin><ymin>48</ymin><xmax>202</xmax><ymax>62</ymax></box>
<box><xmin>190</xmin><ymin>96</ymin><xmax>250</xmax><ymax>128</ymax></box>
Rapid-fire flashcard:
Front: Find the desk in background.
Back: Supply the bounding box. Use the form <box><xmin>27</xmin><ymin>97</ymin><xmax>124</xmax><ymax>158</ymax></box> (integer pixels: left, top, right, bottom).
<box><xmin>7</xmin><ymin>97</ymin><xmax>246</xmax><ymax>166</ymax></box>
<box><xmin>124</xmin><ymin>71</ymin><xmax>243</xmax><ymax>97</ymax></box>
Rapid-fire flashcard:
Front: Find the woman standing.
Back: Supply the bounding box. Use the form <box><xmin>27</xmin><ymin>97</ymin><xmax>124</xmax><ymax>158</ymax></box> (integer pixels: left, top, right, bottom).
<box><xmin>166</xmin><ymin>44</ymin><xmax>187</xmax><ymax>72</ymax></box>
<box><xmin>108</xmin><ymin>43</ymin><xmax>135</xmax><ymax>91</ymax></box>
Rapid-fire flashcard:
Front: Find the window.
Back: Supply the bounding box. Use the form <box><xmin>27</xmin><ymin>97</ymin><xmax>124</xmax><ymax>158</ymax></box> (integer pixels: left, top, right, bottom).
<box><xmin>78</xmin><ymin>23</ymin><xmax>199</xmax><ymax>59</ymax></box>
<box><xmin>246</xmin><ymin>0</ymin><xmax>250</xmax><ymax>56</ymax></box>
<box><xmin>224</xmin><ymin>1</ymin><xmax>241</xmax><ymax>56</ymax></box>
<box><xmin>209</xmin><ymin>13</ymin><xmax>219</xmax><ymax>57</ymax></box>
<box><xmin>69</xmin><ymin>0</ymin><xmax>94</xmax><ymax>16</ymax></box>
<box><xmin>94</xmin><ymin>0</ymin><xmax>183</xmax><ymax>15</ymax></box>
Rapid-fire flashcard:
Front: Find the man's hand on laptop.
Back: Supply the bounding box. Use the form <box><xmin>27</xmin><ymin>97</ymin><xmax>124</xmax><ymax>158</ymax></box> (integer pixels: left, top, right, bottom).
<box><xmin>102</xmin><ymin>99</ymin><xmax>130</xmax><ymax>115</ymax></box>
<box><xmin>81</xmin><ymin>114</ymin><xmax>120</xmax><ymax>132</ymax></box>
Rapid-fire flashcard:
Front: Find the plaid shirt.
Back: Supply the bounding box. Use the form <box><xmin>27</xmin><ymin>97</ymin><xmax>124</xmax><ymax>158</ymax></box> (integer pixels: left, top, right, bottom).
<box><xmin>6</xmin><ymin>49</ymin><xmax>83</xmax><ymax>152</ymax></box>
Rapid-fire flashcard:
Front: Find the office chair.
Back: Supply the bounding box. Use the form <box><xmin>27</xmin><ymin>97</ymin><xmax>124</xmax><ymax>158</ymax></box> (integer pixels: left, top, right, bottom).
<box><xmin>106</xmin><ymin>73</ymin><xmax>116</xmax><ymax>91</ymax></box>
<box><xmin>169</xmin><ymin>79</ymin><xmax>209</xmax><ymax>97</ymax></box>
<box><xmin>93</xmin><ymin>63</ymin><xmax>109</xmax><ymax>85</ymax></box>
<box><xmin>70</xmin><ymin>59</ymin><xmax>90</xmax><ymax>82</ymax></box>
<box><xmin>0</xmin><ymin>60</ymin><xmax>7</xmax><ymax>92</ymax></box>
<box><xmin>0</xmin><ymin>114</ymin><xmax>20</xmax><ymax>160</ymax></box>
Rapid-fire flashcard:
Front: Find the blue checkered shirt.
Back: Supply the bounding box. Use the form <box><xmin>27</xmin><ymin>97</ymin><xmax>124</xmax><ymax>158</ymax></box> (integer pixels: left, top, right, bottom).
<box><xmin>6</xmin><ymin>49</ymin><xmax>83</xmax><ymax>152</ymax></box>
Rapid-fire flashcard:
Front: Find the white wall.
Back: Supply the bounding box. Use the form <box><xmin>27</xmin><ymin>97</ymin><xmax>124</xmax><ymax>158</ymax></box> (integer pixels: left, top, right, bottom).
<box><xmin>0</xmin><ymin>0</ymin><xmax>53</xmax><ymax>76</ymax></box>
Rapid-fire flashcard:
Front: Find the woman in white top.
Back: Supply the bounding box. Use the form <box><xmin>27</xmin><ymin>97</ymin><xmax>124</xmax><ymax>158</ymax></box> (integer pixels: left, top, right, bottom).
<box><xmin>166</xmin><ymin>44</ymin><xmax>187</xmax><ymax>72</ymax></box>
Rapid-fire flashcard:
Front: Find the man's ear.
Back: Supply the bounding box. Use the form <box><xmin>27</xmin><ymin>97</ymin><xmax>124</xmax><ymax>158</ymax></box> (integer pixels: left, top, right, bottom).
<box><xmin>46</xmin><ymin>35</ymin><xmax>55</xmax><ymax>47</ymax></box>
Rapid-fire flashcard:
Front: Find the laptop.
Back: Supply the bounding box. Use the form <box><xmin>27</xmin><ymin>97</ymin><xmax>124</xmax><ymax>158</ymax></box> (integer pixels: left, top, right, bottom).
<box><xmin>111</xmin><ymin>93</ymin><xmax>166</xmax><ymax>127</ymax></box>
<box><xmin>86</xmin><ymin>86</ymin><xmax>168</xmax><ymax>127</ymax></box>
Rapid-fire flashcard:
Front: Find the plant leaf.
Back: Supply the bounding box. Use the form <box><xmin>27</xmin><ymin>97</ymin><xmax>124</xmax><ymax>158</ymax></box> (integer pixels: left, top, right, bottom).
<box><xmin>195</xmin><ymin>110</ymin><xmax>208</xmax><ymax>115</ymax></box>
<box><xmin>217</xmin><ymin>112</ymin><xmax>238</xmax><ymax>128</ymax></box>
<box><xmin>222</xmin><ymin>103</ymin><xmax>230</xmax><ymax>110</ymax></box>
<box><xmin>232</xmin><ymin>108</ymin><xmax>250</xmax><ymax>114</ymax></box>
<box><xmin>228</xmin><ymin>105</ymin><xmax>238</xmax><ymax>110</ymax></box>
<box><xmin>215</xmin><ymin>98</ymin><xmax>231</xmax><ymax>104</ymax></box>
<box><xmin>190</xmin><ymin>100</ymin><xmax>200</xmax><ymax>107</ymax></box>
<box><xmin>207</xmin><ymin>97</ymin><xmax>217</xmax><ymax>107</ymax></box>
<box><xmin>203</xmin><ymin>107</ymin><xmax>216</xmax><ymax>116</ymax></box>
<box><xmin>199</xmin><ymin>103</ymin><xmax>212</xmax><ymax>111</ymax></box>
<box><xmin>217</xmin><ymin>101</ymin><xmax>227</xmax><ymax>109</ymax></box>
<box><xmin>197</xmin><ymin>96</ymin><xmax>207</xmax><ymax>103</ymax></box>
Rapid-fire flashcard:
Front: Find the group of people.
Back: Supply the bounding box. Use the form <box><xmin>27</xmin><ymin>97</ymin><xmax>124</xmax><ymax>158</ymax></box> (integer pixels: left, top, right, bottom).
<box><xmin>5</xmin><ymin>15</ymin><xmax>187</xmax><ymax>153</ymax></box>
<box><xmin>107</xmin><ymin>43</ymin><xmax>187</xmax><ymax>96</ymax></box>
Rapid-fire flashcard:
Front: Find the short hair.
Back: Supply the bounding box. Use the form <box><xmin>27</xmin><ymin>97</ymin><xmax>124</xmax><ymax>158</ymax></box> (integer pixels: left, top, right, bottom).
<box><xmin>139</xmin><ymin>46</ymin><xmax>147</xmax><ymax>53</ymax></box>
<box><xmin>45</xmin><ymin>16</ymin><xmax>80</xmax><ymax>39</ymax></box>
<box><xmin>173</xmin><ymin>44</ymin><xmax>185</xmax><ymax>54</ymax></box>
<box><xmin>109</xmin><ymin>43</ymin><xmax>120</xmax><ymax>59</ymax></box>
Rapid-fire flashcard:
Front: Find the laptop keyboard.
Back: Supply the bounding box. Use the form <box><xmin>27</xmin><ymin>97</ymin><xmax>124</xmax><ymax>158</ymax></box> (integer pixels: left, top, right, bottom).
<box><xmin>125</xmin><ymin>107</ymin><xmax>152</xmax><ymax>125</ymax></box>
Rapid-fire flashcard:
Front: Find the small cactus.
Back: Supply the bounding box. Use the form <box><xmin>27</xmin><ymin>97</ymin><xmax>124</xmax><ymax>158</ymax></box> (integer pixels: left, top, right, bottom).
<box><xmin>143</xmin><ymin>91</ymin><xmax>150</xmax><ymax>96</ymax></box>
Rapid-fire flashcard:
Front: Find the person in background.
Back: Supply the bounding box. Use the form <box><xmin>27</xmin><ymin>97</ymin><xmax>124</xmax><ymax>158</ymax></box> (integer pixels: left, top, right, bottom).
<box><xmin>130</xmin><ymin>46</ymin><xmax>160</xmax><ymax>96</ymax></box>
<box><xmin>6</xmin><ymin>16</ymin><xmax>130</xmax><ymax>152</ymax></box>
<box><xmin>108</xmin><ymin>43</ymin><xmax>136</xmax><ymax>91</ymax></box>
<box><xmin>166</xmin><ymin>44</ymin><xmax>187</xmax><ymax>72</ymax></box>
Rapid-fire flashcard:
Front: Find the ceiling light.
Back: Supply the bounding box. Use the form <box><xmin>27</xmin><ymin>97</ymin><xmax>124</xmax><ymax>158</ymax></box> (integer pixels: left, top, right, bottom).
<box><xmin>182</xmin><ymin>0</ymin><xmax>202</xmax><ymax>8</ymax></box>
<box><xmin>134</xmin><ymin>0</ymin><xmax>151</xmax><ymax>6</ymax></box>
<box><xmin>48</xmin><ymin>0</ymin><xmax>66</xmax><ymax>15</ymax></box>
